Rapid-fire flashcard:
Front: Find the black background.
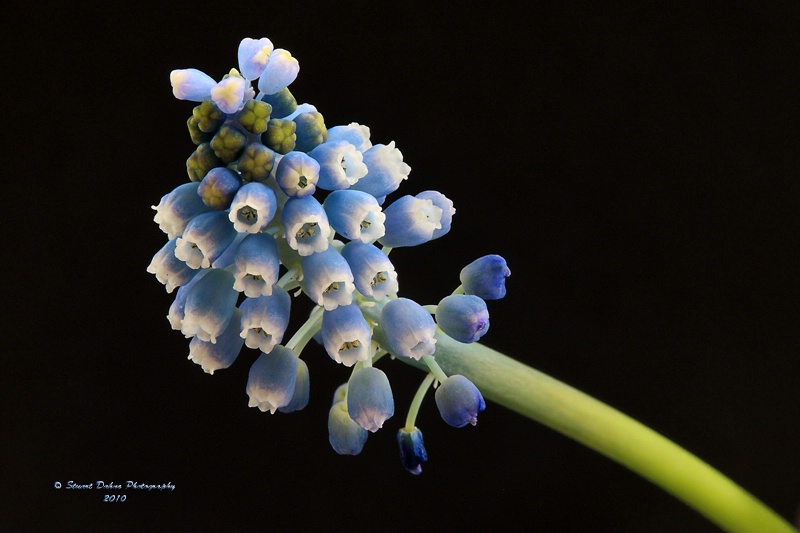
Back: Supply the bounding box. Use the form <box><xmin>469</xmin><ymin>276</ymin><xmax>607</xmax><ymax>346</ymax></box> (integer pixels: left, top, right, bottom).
<box><xmin>4</xmin><ymin>2</ymin><xmax>799</xmax><ymax>531</ymax></box>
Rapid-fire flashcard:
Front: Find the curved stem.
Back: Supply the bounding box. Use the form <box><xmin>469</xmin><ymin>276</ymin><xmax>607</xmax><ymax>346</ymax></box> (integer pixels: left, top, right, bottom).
<box><xmin>405</xmin><ymin>373</ymin><xmax>436</xmax><ymax>431</ymax></box>
<box><xmin>365</xmin><ymin>307</ymin><xmax>796</xmax><ymax>533</ymax></box>
<box><xmin>285</xmin><ymin>304</ymin><xmax>323</xmax><ymax>354</ymax></box>
<box><xmin>433</xmin><ymin>335</ymin><xmax>797</xmax><ymax>533</ymax></box>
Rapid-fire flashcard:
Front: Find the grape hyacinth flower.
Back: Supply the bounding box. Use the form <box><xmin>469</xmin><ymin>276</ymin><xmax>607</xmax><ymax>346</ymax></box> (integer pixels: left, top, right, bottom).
<box><xmin>239</xmin><ymin>287</ymin><xmax>291</xmax><ymax>353</ymax></box>
<box><xmin>459</xmin><ymin>254</ymin><xmax>511</xmax><ymax>300</ymax></box>
<box><xmin>146</xmin><ymin>36</ymin><xmax>800</xmax><ymax>533</ymax></box>
<box><xmin>340</xmin><ymin>241</ymin><xmax>398</xmax><ymax>299</ymax></box>
<box><xmin>210</xmin><ymin>72</ymin><xmax>247</xmax><ymax>114</ymax></box>
<box><xmin>178</xmin><ymin>267</ymin><xmax>238</xmax><ymax>343</ymax></box>
<box><xmin>435</xmin><ymin>294</ymin><xmax>490</xmax><ymax>344</ymax></box>
<box><xmin>381</xmin><ymin>298</ymin><xmax>437</xmax><ymax>360</ymax></box>
<box><xmin>246</xmin><ymin>346</ymin><xmax>299</xmax><ymax>413</ymax></box>
<box><xmin>301</xmin><ymin>247</ymin><xmax>355</xmax><ymax>310</ymax></box>
<box><xmin>328</xmin><ymin>399</ymin><xmax>369</xmax><ymax>456</ymax></box>
<box><xmin>435</xmin><ymin>375</ymin><xmax>486</xmax><ymax>428</ymax></box>
<box><xmin>281</xmin><ymin>195</ymin><xmax>331</xmax><ymax>256</ymax></box>
<box><xmin>257</xmin><ymin>48</ymin><xmax>299</xmax><ymax>95</ymax></box>
<box><xmin>188</xmin><ymin>309</ymin><xmax>245</xmax><ymax>374</ymax></box>
<box><xmin>416</xmin><ymin>190</ymin><xmax>455</xmax><ymax>240</ymax></box>
<box><xmin>323</xmin><ymin>190</ymin><xmax>385</xmax><ymax>243</ymax></box>
<box><xmin>397</xmin><ymin>427</ymin><xmax>428</xmax><ymax>475</ymax></box>
<box><xmin>350</xmin><ymin>142</ymin><xmax>411</xmax><ymax>199</ymax></box>
<box><xmin>170</xmin><ymin>69</ymin><xmax>216</xmax><ymax>102</ymax></box>
<box><xmin>275</xmin><ymin>151</ymin><xmax>319</xmax><ymax>198</ymax></box>
<box><xmin>147</xmin><ymin>238</ymin><xmax>198</xmax><ymax>293</ymax></box>
<box><xmin>152</xmin><ymin>182</ymin><xmax>211</xmax><ymax>239</ymax></box>
<box><xmin>237</xmin><ymin>37</ymin><xmax>273</xmax><ymax>81</ymax></box>
<box><xmin>228</xmin><ymin>182</ymin><xmax>277</xmax><ymax>233</ymax></box>
<box><xmin>232</xmin><ymin>233</ymin><xmax>280</xmax><ymax>297</ymax></box>
<box><xmin>174</xmin><ymin>211</ymin><xmax>237</xmax><ymax>269</ymax></box>
<box><xmin>379</xmin><ymin>194</ymin><xmax>447</xmax><ymax>248</ymax></box>
<box><xmin>153</xmin><ymin>35</ymin><xmax>505</xmax><ymax>475</ymax></box>
<box><xmin>309</xmin><ymin>140</ymin><xmax>368</xmax><ymax>190</ymax></box>
<box><xmin>347</xmin><ymin>367</ymin><xmax>394</xmax><ymax>432</ymax></box>
<box><xmin>321</xmin><ymin>303</ymin><xmax>371</xmax><ymax>366</ymax></box>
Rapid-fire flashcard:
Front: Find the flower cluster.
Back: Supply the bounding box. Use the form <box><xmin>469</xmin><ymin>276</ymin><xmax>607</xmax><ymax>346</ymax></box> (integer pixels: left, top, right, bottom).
<box><xmin>148</xmin><ymin>37</ymin><xmax>511</xmax><ymax>473</ymax></box>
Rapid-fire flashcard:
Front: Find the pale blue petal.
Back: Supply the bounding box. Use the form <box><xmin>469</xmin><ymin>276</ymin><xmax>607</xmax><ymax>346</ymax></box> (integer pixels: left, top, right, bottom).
<box><xmin>246</xmin><ymin>346</ymin><xmax>299</xmax><ymax>414</ymax></box>
<box><xmin>381</xmin><ymin>297</ymin><xmax>436</xmax><ymax>360</ymax></box>
<box><xmin>328</xmin><ymin>400</ymin><xmax>368</xmax><ymax>455</ymax></box>
<box><xmin>228</xmin><ymin>182</ymin><xmax>278</xmax><ymax>233</ymax></box>
<box><xmin>238</xmin><ymin>37</ymin><xmax>273</xmax><ymax>80</ymax></box>
<box><xmin>166</xmin><ymin>269</ymin><xmax>211</xmax><ymax>331</ymax></box>
<box><xmin>301</xmin><ymin>247</ymin><xmax>355</xmax><ymax>310</ymax></box>
<box><xmin>349</xmin><ymin>142</ymin><xmax>410</xmax><ymax>199</ymax></box>
<box><xmin>211</xmin><ymin>75</ymin><xmax>247</xmax><ymax>114</ymax></box>
<box><xmin>239</xmin><ymin>287</ymin><xmax>291</xmax><ymax>353</ymax></box>
<box><xmin>258</xmin><ymin>49</ymin><xmax>299</xmax><ymax>95</ymax></box>
<box><xmin>327</xmin><ymin>123</ymin><xmax>372</xmax><ymax>152</ymax></box>
<box><xmin>152</xmin><ymin>182</ymin><xmax>211</xmax><ymax>240</ymax></box>
<box><xmin>347</xmin><ymin>367</ymin><xmax>394</xmax><ymax>433</ymax></box>
<box><xmin>415</xmin><ymin>190</ymin><xmax>455</xmax><ymax>240</ymax></box>
<box><xmin>278</xmin><ymin>358</ymin><xmax>310</xmax><ymax>413</ymax></box>
<box><xmin>181</xmin><ymin>268</ymin><xmax>238</xmax><ymax>343</ymax></box>
<box><xmin>308</xmin><ymin>141</ymin><xmax>368</xmax><ymax>190</ymax></box>
<box><xmin>147</xmin><ymin>238</ymin><xmax>198</xmax><ymax>293</ymax></box>
<box><xmin>281</xmin><ymin>196</ymin><xmax>331</xmax><ymax>256</ymax></box>
<box><xmin>434</xmin><ymin>375</ymin><xmax>486</xmax><ymax>428</ymax></box>
<box><xmin>232</xmin><ymin>233</ymin><xmax>280</xmax><ymax>297</ymax></box>
<box><xmin>435</xmin><ymin>294</ymin><xmax>489</xmax><ymax>343</ymax></box>
<box><xmin>321</xmin><ymin>304</ymin><xmax>372</xmax><ymax>366</ymax></box>
<box><xmin>188</xmin><ymin>308</ymin><xmax>244</xmax><ymax>374</ymax></box>
<box><xmin>340</xmin><ymin>241</ymin><xmax>398</xmax><ymax>299</ymax></box>
<box><xmin>174</xmin><ymin>211</ymin><xmax>238</xmax><ymax>269</ymax></box>
<box><xmin>170</xmin><ymin>68</ymin><xmax>215</xmax><ymax>101</ymax></box>
<box><xmin>275</xmin><ymin>151</ymin><xmax>319</xmax><ymax>198</ymax></box>
<box><xmin>323</xmin><ymin>190</ymin><xmax>385</xmax><ymax>243</ymax></box>
<box><xmin>378</xmin><ymin>195</ymin><xmax>442</xmax><ymax>248</ymax></box>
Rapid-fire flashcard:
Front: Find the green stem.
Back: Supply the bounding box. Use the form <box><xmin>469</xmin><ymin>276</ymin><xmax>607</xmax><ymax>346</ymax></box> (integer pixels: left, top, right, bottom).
<box><xmin>367</xmin><ymin>310</ymin><xmax>796</xmax><ymax>533</ymax></box>
<box><xmin>440</xmin><ymin>336</ymin><xmax>797</xmax><ymax>533</ymax></box>
<box><xmin>285</xmin><ymin>304</ymin><xmax>323</xmax><ymax>354</ymax></box>
<box><xmin>421</xmin><ymin>354</ymin><xmax>448</xmax><ymax>383</ymax></box>
<box><xmin>405</xmin><ymin>372</ymin><xmax>436</xmax><ymax>431</ymax></box>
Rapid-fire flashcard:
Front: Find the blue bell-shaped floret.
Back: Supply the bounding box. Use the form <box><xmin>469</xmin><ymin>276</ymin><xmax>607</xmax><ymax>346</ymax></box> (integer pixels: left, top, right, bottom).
<box><xmin>435</xmin><ymin>294</ymin><xmax>490</xmax><ymax>343</ymax></box>
<box><xmin>328</xmin><ymin>400</ymin><xmax>368</xmax><ymax>455</ymax></box>
<box><xmin>434</xmin><ymin>375</ymin><xmax>486</xmax><ymax>428</ymax></box>
<box><xmin>397</xmin><ymin>427</ymin><xmax>428</xmax><ymax>475</ymax></box>
<box><xmin>188</xmin><ymin>308</ymin><xmax>245</xmax><ymax>374</ymax></box>
<box><xmin>152</xmin><ymin>182</ymin><xmax>211</xmax><ymax>240</ymax></box>
<box><xmin>301</xmin><ymin>247</ymin><xmax>355</xmax><ymax>310</ymax></box>
<box><xmin>459</xmin><ymin>255</ymin><xmax>511</xmax><ymax>300</ymax></box>
<box><xmin>323</xmin><ymin>190</ymin><xmax>385</xmax><ymax>243</ymax></box>
<box><xmin>246</xmin><ymin>346</ymin><xmax>299</xmax><ymax>414</ymax></box>
<box><xmin>347</xmin><ymin>366</ymin><xmax>394</xmax><ymax>432</ymax></box>
<box><xmin>381</xmin><ymin>297</ymin><xmax>437</xmax><ymax>360</ymax></box>
<box><xmin>239</xmin><ymin>287</ymin><xmax>291</xmax><ymax>353</ymax></box>
<box><xmin>321</xmin><ymin>303</ymin><xmax>372</xmax><ymax>367</ymax></box>
<box><xmin>340</xmin><ymin>241</ymin><xmax>399</xmax><ymax>299</ymax></box>
<box><xmin>278</xmin><ymin>358</ymin><xmax>310</xmax><ymax>413</ymax></box>
<box><xmin>238</xmin><ymin>37</ymin><xmax>273</xmax><ymax>80</ymax></box>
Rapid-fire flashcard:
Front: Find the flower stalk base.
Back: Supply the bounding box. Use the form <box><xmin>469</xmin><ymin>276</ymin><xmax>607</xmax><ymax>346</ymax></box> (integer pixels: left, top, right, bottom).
<box><xmin>394</xmin><ymin>332</ymin><xmax>796</xmax><ymax>533</ymax></box>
